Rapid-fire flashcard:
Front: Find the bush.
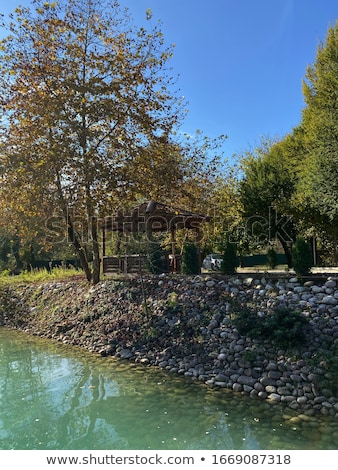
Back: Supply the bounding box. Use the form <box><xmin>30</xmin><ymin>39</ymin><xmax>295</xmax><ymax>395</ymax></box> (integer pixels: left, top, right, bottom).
<box><xmin>292</xmin><ymin>237</ymin><xmax>313</xmax><ymax>276</ymax></box>
<box><xmin>220</xmin><ymin>240</ymin><xmax>239</xmax><ymax>275</ymax></box>
<box><xmin>146</xmin><ymin>241</ymin><xmax>164</xmax><ymax>274</ymax></box>
<box><xmin>181</xmin><ymin>242</ymin><xmax>200</xmax><ymax>274</ymax></box>
<box><xmin>263</xmin><ymin>306</ymin><xmax>308</xmax><ymax>348</ymax></box>
<box><xmin>267</xmin><ymin>247</ymin><xmax>277</xmax><ymax>269</ymax></box>
<box><xmin>232</xmin><ymin>300</ymin><xmax>308</xmax><ymax>350</ymax></box>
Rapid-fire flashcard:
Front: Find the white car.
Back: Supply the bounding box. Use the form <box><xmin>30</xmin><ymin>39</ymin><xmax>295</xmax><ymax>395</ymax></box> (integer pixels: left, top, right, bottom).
<box><xmin>202</xmin><ymin>253</ymin><xmax>223</xmax><ymax>271</ymax></box>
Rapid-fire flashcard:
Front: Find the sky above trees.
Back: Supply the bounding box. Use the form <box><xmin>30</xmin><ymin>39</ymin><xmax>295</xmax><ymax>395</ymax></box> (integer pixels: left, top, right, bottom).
<box><xmin>1</xmin><ymin>0</ymin><xmax>337</xmax><ymax>161</ymax></box>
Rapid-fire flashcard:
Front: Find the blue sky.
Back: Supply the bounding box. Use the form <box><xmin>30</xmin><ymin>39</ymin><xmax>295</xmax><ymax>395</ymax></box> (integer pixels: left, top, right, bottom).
<box><xmin>1</xmin><ymin>0</ymin><xmax>337</xmax><ymax>161</ymax></box>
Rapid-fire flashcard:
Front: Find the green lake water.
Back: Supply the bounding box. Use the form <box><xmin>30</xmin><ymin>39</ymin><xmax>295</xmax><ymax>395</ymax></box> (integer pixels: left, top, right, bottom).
<box><xmin>0</xmin><ymin>328</ymin><xmax>337</xmax><ymax>450</ymax></box>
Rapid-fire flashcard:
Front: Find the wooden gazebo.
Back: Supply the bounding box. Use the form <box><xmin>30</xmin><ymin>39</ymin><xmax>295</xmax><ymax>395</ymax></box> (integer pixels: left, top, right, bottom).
<box><xmin>101</xmin><ymin>200</ymin><xmax>211</xmax><ymax>274</ymax></box>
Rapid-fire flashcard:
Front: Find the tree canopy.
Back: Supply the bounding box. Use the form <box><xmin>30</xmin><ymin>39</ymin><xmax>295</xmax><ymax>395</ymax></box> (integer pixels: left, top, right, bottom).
<box><xmin>238</xmin><ymin>21</ymin><xmax>338</xmax><ymax>265</ymax></box>
<box><xmin>1</xmin><ymin>3</ymin><xmax>337</xmax><ymax>277</ymax></box>
<box><xmin>298</xmin><ymin>20</ymin><xmax>338</xmax><ymax>237</ymax></box>
<box><xmin>0</xmin><ymin>0</ymin><xmax>187</xmax><ymax>282</ymax></box>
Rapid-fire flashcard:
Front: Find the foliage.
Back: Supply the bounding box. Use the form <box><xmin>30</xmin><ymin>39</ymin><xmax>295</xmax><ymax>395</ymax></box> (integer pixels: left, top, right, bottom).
<box><xmin>0</xmin><ymin>226</ymin><xmax>79</xmax><ymax>274</ymax></box>
<box><xmin>0</xmin><ymin>0</ymin><xmax>184</xmax><ymax>284</ymax></box>
<box><xmin>266</xmin><ymin>247</ymin><xmax>277</xmax><ymax>269</ymax></box>
<box><xmin>129</xmin><ymin>140</ymin><xmax>187</xmax><ymax>204</ymax></box>
<box><xmin>146</xmin><ymin>240</ymin><xmax>164</xmax><ymax>274</ymax></box>
<box><xmin>0</xmin><ymin>266</ymin><xmax>82</xmax><ymax>286</ymax></box>
<box><xmin>232</xmin><ymin>301</ymin><xmax>308</xmax><ymax>350</ymax></box>
<box><xmin>201</xmin><ymin>169</ymin><xmax>243</xmax><ymax>254</ymax></box>
<box><xmin>238</xmin><ymin>138</ymin><xmax>298</xmax><ymax>266</ymax></box>
<box><xmin>295</xmin><ymin>21</ymin><xmax>338</xmax><ymax>244</ymax></box>
<box><xmin>291</xmin><ymin>237</ymin><xmax>313</xmax><ymax>276</ymax></box>
<box><xmin>236</xmin><ymin>22</ymin><xmax>338</xmax><ymax>256</ymax></box>
<box><xmin>181</xmin><ymin>242</ymin><xmax>200</xmax><ymax>274</ymax></box>
<box><xmin>129</xmin><ymin>131</ymin><xmax>227</xmax><ymax>210</ymax></box>
<box><xmin>220</xmin><ymin>240</ymin><xmax>238</xmax><ymax>275</ymax></box>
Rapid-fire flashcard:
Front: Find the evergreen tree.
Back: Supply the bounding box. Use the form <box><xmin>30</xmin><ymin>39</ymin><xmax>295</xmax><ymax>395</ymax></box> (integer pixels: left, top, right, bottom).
<box><xmin>181</xmin><ymin>242</ymin><xmax>200</xmax><ymax>274</ymax></box>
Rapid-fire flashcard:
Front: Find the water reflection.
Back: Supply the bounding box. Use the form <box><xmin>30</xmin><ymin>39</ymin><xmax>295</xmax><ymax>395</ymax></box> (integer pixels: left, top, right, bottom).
<box><xmin>0</xmin><ymin>328</ymin><xmax>337</xmax><ymax>450</ymax></box>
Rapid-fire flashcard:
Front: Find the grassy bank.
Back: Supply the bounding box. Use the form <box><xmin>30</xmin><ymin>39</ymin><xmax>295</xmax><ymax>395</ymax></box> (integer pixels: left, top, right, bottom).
<box><xmin>0</xmin><ymin>266</ymin><xmax>84</xmax><ymax>285</ymax></box>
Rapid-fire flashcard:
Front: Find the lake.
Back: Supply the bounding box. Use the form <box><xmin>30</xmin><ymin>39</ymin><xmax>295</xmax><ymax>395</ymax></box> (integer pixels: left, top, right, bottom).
<box><xmin>0</xmin><ymin>328</ymin><xmax>337</xmax><ymax>450</ymax></box>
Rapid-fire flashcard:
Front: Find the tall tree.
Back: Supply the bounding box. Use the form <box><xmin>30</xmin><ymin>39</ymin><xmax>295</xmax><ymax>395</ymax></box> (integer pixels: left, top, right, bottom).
<box><xmin>239</xmin><ymin>138</ymin><xmax>298</xmax><ymax>266</ymax></box>
<box><xmin>0</xmin><ymin>0</ymin><xmax>184</xmax><ymax>283</ymax></box>
<box><xmin>299</xmin><ymin>20</ymin><xmax>338</xmax><ymax>239</ymax></box>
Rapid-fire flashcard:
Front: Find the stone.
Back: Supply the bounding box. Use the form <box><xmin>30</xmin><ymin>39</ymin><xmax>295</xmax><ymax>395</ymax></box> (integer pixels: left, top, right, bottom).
<box><xmin>290</xmin><ymin>374</ymin><xmax>302</xmax><ymax>383</ymax></box>
<box><xmin>214</xmin><ymin>381</ymin><xmax>227</xmax><ymax>387</ymax></box>
<box><xmin>250</xmin><ymin>389</ymin><xmax>259</xmax><ymax>398</ymax></box>
<box><xmin>321</xmin><ymin>401</ymin><xmax>333</xmax><ymax>409</ymax></box>
<box><xmin>260</xmin><ymin>376</ymin><xmax>277</xmax><ymax>387</ymax></box>
<box><xmin>237</xmin><ymin>375</ymin><xmax>257</xmax><ymax>387</ymax></box>
<box><xmin>297</xmin><ymin>396</ymin><xmax>308</xmax><ymax>404</ymax></box>
<box><xmin>158</xmin><ymin>360</ymin><xmax>168</xmax><ymax>368</ymax></box>
<box><xmin>232</xmin><ymin>383</ymin><xmax>243</xmax><ymax>392</ymax></box>
<box><xmin>119</xmin><ymin>348</ymin><xmax>133</xmax><ymax>359</ymax></box>
<box><xmin>215</xmin><ymin>373</ymin><xmax>227</xmax><ymax>382</ymax></box>
<box><xmin>254</xmin><ymin>382</ymin><xmax>264</xmax><ymax>392</ymax></box>
<box><xmin>268</xmin><ymin>370</ymin><xmax>282</xmax><ymax>380</ymax></box>
<box><xmin>322</xmin><ymin>295</ymin><xmax>338</xmax><ymax>305</ymax></box>
<box><xmin>206</xmin><ymin>280</ymin><xmax>216</xmax><ymax>288</ymax></box>
<box><xmin>325</xmin><ymin>280</ymin><xmax>337</xmax><ymax>289</ymax></box>
<box><xmin>288</xmin><ymin>401</ymin><xmax>300</xmax><ymax>410</ymax></box>
<box><xmin>282</xmin><ymin>395</ymin><xmax>296</xmax><ymax>403</ymax></box>
<box><xmin>311</xmin><ymin>285</ymin><xmax>325</xmax><ymax>294</ymax></box>
<box><xmin>267</xmin><ymin>393</ymin><xmax>281</xmax><ymax>402</ymax></box>
<box><xmin>294</xmin><ymin>286</ymin><xmax>305</xmax><ymax>294</ymax></box>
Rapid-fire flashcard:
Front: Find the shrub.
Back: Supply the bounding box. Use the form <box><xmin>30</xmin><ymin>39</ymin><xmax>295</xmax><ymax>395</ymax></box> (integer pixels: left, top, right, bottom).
<box><xmin>292</xmin><ymin>237</ymin><xmax>313</xmax><ymax>276</ymax></box>
<box><xmin>232</xmin><ymin>300</ymin><xmax>308</xmax><ymax>350</ymax></box>
<box><xmin>181</xmin><ymin>242</ymin><xmax>200</xmax><ymax>274</ymax></box>
<box><xmin>146</xmin><ymin>241</ymin><xmax>164</xmax><ymax>274</ymax></box>
<box><xmin>267</xmin><ymin>247</ymin><xmax>277</xmax><ymax>269</ymax></box>
<box><xmin>220</xmin><ymin>240</ymin><xmax>239</xmax><ymax>275</ymax></box>
<box><xmin>263</xmin><ymin>306</ymin><xmax>308</xmax><ymax>349</ymax></box>
<box><xmin>232</xmin><ymin>300</ymin><xmax>261</xmax><ymax>337</ymax></box>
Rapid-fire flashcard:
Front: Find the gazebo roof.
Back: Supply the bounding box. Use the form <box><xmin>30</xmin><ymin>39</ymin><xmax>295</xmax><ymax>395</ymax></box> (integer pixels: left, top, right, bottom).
<box><xmin>102</xmin><ymin>200</ymin><xmax>212</xmax><ymax>233</ymax></box>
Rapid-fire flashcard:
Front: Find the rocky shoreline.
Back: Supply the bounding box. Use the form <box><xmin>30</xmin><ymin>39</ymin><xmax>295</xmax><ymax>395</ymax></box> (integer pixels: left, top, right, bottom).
<box><xmin>1</xmin><ymin>272</ymin><xmax>338</xmax><ymax>419</ymax></box>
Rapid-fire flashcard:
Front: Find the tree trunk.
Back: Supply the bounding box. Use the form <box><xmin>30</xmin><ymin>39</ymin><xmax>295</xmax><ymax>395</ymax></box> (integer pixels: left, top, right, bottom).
<box><xmin>91</xmin><ymin>216</ymin><xmax>101</xmax><ymax>285</ymax></box>
<box><xmin>11</xmin><ymin>235</ymin><xmax>23</xmax><ymax>273</ymax></box>
<box><xmin>55</xmin><ymin>171</ymin><xmax>93</xmax><ymax>282</ymax></box>
<box><xmin>278</xmin><ymin>234</ymin><xmax>293</xmax><ymax>268</ymax></box>
<box><xmin>66</xmin><ymin>216</ymin><xmax>92</xmax><ymax>282</ymax></box>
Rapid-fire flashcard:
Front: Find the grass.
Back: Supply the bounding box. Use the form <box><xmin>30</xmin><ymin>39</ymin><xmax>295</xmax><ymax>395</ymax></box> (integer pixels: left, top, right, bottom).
<box><xmin>0</xmin><ymin>266</ymin><xmax>84</xmax><ymax>285</ymax></box>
